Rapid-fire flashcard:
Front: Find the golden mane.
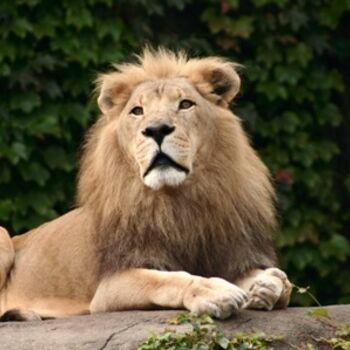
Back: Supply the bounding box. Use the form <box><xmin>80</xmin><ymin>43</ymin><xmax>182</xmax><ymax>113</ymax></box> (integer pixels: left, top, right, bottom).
<box><xmin>78</xmin><ymin>49</ymin><xmax>277</xmax><ymax>279</ymax></box>
<box><xmin>95</xmin><ymin>48</ymin><xmax>241</xmax><ymax>113</ymax></box>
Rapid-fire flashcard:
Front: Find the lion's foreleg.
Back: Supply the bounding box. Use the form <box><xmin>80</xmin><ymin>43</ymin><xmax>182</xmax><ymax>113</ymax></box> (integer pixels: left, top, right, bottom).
<box><xmin>236</xmin><ymin>268</ymin><xmax>292</xmax><ymax>310</ymax></box>
<box><xmin>90</xmin><ymin>268</ymin><xmax>247</xmax><ymax>319</ymax></box>
<box><xmin>90</xmin><ymin>269</ymin><xmax>191</xmax><ymax>312</ymax></box>
<box><xmin>0</xmin><ymin>227</ymin><xmax>15</xmax><ymax>290</ymax></box>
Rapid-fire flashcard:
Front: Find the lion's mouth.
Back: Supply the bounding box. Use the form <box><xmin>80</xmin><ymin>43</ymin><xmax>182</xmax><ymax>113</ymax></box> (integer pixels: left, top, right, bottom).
<box><xmin>143</xmin><ymin>152</ymin><xmax>189</xmax><ymax>178</ymax></box>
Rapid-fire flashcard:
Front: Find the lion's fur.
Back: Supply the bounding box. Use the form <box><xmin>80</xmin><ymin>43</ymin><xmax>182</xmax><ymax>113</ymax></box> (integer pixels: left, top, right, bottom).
<box><xmin>0</xmin><ymin>48</ymin><xmax>282</xmax><ymax>319</ymax></box>
<box><xmin>78</xmin><ymin>49</ymin><xmax>277</xmax><ymax>280</ymax></box>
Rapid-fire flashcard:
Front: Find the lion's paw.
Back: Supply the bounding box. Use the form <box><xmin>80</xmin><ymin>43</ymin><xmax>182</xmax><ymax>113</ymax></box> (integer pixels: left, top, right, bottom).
<box><xmin>245</xmin><ymin>268</ymin><xmax>292</xmax><ymax>311</ymax></box>
<box><xmin>183</xmin><ymin>277</ymin><xmax>248</xmax><ymax>319</ymax></box>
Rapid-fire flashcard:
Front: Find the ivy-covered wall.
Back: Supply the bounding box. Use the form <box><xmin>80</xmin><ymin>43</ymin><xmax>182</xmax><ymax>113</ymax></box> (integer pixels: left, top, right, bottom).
<box><xmin>0</xmin><ymin>0</ymin><xmax>349</xmax><ymax>305</ymax></box>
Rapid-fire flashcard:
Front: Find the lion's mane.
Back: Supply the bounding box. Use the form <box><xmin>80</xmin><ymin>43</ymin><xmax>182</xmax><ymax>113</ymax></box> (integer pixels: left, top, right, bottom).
<box><xmin>77</xmin><ymin>49</ymin><xmax>277</xmax><ymax>282</ymax></box>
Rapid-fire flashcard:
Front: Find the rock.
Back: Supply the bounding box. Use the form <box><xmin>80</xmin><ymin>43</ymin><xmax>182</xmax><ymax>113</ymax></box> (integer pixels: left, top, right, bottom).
<box><xmin>0</xmin><ymin>305</ymin><xmax>349</xmax><ymax>349</ymax></box>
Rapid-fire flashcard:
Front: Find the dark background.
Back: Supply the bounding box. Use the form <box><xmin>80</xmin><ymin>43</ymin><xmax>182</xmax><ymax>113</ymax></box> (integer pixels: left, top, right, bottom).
<box><xmin>0</xmin><ymin>0</ymin><xmax>349</xmax><ymax>305</ymax></box>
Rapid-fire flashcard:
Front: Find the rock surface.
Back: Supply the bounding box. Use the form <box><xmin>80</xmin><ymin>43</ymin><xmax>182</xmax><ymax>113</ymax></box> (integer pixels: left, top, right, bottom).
<box><xmin>0</xmin><ymin>305</ymin><xmax>349</xmax><ymax>349</ymax></box>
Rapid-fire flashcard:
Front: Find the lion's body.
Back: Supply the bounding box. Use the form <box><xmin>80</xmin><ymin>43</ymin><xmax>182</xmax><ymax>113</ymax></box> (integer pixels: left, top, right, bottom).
<box><xmin>1</xmin><ymin>210</ymin><xmax>96</xmax><ymax>317</ymax></box>
<box><xmin>0</xmin><ymin>49</ymin><xmax>292</xmax><ymax>321</ymax></box>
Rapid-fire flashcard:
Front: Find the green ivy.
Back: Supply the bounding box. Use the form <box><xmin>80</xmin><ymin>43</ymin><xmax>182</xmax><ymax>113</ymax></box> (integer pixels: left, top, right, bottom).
<box><xmin>0</xmin><ymin>0</ymin><xmax>349</xmax><ymax>305</ymax></box>
<box><xmin>139</xmin><ymin>313</ymin><xmax>284</xmax><ymax>350</ymax></box>
<box><xmin>139</xmin><ymin>312</ymin><xmax>350</xmax><ymax>349</ymax></box>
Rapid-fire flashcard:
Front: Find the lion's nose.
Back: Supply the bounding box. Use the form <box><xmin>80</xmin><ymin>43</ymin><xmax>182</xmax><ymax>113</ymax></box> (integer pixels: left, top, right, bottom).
<box><xmin>142</xmin><ymin>124</ymin><xmax>175</xmax><ymax>146</ymax></box>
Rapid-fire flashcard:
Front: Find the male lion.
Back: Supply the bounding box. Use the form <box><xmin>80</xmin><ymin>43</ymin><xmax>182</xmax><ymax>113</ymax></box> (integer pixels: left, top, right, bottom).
<box><xmin>0</xmin><ymin>49</ymin><xmax>292</xmax><ymax>321</ymax></box>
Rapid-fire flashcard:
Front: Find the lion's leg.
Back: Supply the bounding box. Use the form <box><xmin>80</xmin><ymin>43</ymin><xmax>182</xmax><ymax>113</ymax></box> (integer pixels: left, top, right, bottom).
<box><xmin>0</xmin><ymin>227</ymin><xmax>15</xmax><ymax>290</ymax></box>
<box><xmin>236</xmin><ymin>268</ymin><xmax>292</xmax><ymax>310</ymax></box>
<box><xmin>90</xmin><ymin>268</ymin><xmax>248</xmax><ymax>319</ymax></box>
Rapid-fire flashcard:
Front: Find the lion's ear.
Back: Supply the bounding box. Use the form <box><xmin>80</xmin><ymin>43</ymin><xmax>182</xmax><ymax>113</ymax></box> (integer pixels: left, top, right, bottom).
<box><xmin>186</xmin><ymin>59</ymin><xmax>241</xmax><ymax>107</ymax></box>
<box><xmin>95</xmin><ymin>73</ymin><xmax>133</xmax><ymax>116</ymax></box>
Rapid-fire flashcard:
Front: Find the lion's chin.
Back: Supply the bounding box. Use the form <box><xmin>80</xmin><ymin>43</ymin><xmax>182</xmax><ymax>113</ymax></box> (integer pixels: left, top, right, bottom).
<box><xmin>143</xmin><ymin>167</ymin><xmax>187</xmax><ymax>190</ymax></box>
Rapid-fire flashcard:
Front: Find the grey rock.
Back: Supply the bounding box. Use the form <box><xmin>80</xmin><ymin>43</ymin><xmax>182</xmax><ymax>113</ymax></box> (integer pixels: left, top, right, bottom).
<box><xmin>0</xmin><ymin>305</ymin><xmax>349</xmax><ymax>349</ymax></box>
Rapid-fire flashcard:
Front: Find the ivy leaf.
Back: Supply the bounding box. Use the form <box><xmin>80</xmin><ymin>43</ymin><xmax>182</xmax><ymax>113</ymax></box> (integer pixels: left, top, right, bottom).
<box><xmin>12</xmin><ymin>18</ymin><xmax>33</xmax><ymax>38</ymax></box>
<box><xmin>0</xmin><ymin>199</ymin><xmax>13</xmax><ymax>220</ymax></box>
<box><xmin>43</xmin><ymin>146</ymin><xmax>74</xmax><ymax>172</ymax></box>
<box><xmin>20</xmin><ymin>162</ymin><xmax>50</xmax><ymax>186</ymax></box>
<box><xmin>287</xmin><ymin>43</ymin><xmax>313</xmax><ymax>67</ymax></box>
<box><xmin>217</xmin><ymin>334</ymin><xmax>230</xmax><ymax>349</ymax></box>
<box><xmin>308</xmin><ymin>308</ymin><xmax>329</xmax><ymax>318</ymax></box>
<box><xmin>8</xmin><ymin>142</ymin><xmax>29</xmax><ymax>164</ymax></box>
<box><xmin>10</xmin><ymin>92</ymin><xmax>41</xmax><ymax>113</ymax></box>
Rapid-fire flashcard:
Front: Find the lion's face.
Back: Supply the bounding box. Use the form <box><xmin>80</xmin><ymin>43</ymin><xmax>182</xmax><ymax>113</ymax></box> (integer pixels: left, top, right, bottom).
<box><xmin>117</xmin><ymin>78</ymin><xmax>214</xmax><ymax>190</ymax></box>
<box><xmin>95</xmin><ymin>49</ymin><xmax>241</xmax><ymax>191</ymax></box>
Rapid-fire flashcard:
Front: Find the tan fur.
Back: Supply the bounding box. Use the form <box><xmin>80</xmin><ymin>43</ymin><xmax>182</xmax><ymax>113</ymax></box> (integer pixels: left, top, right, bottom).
<box><xmin>0</xmin><ymin>228</ymin><xmax>14</xmax><ymax>290</ymax></box>
<box><xmin>0</xmin><ymin>49</ymin><xmax>291</xmax><ymax>321</ymax></box>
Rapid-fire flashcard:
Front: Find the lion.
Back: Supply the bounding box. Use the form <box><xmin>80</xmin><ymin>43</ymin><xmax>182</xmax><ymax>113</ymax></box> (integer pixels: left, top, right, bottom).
<box><xmin>0</xmin><ymin>49</ymin><xmax>292</xmax><ymax>322</ymax></box>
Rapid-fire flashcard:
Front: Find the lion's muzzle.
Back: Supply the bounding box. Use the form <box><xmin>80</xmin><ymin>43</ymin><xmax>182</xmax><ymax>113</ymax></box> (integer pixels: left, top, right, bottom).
<box><xmin>138</xmin><ymin>122</ymin><xmax>191</xmax><ymax>190</ymax></box>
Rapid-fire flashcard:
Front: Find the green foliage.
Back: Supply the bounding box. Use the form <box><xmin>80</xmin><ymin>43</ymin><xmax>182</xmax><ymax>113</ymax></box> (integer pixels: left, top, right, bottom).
<box><xmin>308</xmin><ymin>308</ymin><xmax>329</xmax><ymax>318</ymax></box>
<box><xmin>306</xmin><ymin>324</ymin><xmax>350</xmax><ymax>350</ymax></box>
<box><xmin>0</xmin><ymin>0</ymin><xmax>349</xmax><ymax>305</ymax></box>
<box><xmin>168</xmin><ymin>312</ymin><xmax>215</xmax><ymax>326</ymax></box>
<box><xmin>139</xmin><ymin>313</ymin><xmax>350</xmax><ymax>349</ymax></box>
<box><xmin>139</xmin><ymin>312</ymin><xmax>283</xmax><ymax>350</ymax></box>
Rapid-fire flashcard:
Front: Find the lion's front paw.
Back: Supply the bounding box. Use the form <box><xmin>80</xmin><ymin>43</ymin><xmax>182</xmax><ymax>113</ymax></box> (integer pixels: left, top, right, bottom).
<box><xmin>245</xmin><ymin>268</ymin><xmax>292</xmax><ymax>311</ymax></box>
<box><xmin>183</xmin><ymin>277</ymin><xmax>248</xmax><ymax>319</ymax></box>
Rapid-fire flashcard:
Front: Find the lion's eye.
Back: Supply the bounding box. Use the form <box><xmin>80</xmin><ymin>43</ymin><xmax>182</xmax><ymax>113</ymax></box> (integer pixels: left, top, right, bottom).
<box><xmin>179</xmin><ymin>99</ymin><xmax>195</xmax><ymax>110</ymax></box>
<box><xmin>130</xmin><ymin>106</ymin><xmax>144</xmax><ymax>116</ymax></box>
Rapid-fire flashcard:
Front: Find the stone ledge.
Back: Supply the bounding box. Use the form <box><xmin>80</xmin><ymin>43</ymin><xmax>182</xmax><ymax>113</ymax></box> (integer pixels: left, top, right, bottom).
<box><xmin>0</xmin><ymin>305</ymin><xmax>349</xmax><ymax>349</ymax></box>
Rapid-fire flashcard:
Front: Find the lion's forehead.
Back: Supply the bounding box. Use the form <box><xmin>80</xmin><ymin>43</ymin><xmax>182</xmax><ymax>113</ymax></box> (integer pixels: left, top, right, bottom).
<box><xmin>130</xmin><ymin>78</ymin><xmax>198</xmax><ymax>106</ymax></box>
